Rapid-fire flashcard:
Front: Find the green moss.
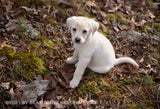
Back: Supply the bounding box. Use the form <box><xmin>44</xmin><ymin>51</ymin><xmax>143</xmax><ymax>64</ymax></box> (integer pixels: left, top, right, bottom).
<box><xmin>120</xmin><ymin>76</ymin><xmax>142</xmax><ymax>85</ymax></box>
<box><xmin>51</xmin><ymin>49</ymin><xmax>58</xmax><ymax>56</ymax></box>
<box><xmin>0</xmin><ymin>46</ymin><xmax>14</xmax><ymax>58</ymax></box>
<box><xmin>107</xmin><ymin>14</ymin><xmax>116</xmax><ymax>24</ymax></box>
<box><xmin>116</xmin><ymin>14</ymin><xmax>128</xmax><ymax>25</ymax></box>
<box><xmin>119</xmin><ymin>74</ymin><xmax>157</xmax><ymax>88</ymax></box>
<box><xmin>151</xmin><ymin>48</ymin><xmax>160</xmax><ymax>61</ymax></box>
<box><xmin>71</xmin><ymin>70</ymin><xmax>157</xmax><ymax>107</ymax></box>
<box><xmin>128</xmin><ymin>104</ymin><xmax>142</xmax><ymax>109</ymax></box>
<box><xmin>30</xmin><ymin>42</ymin><xmax>38</xmax><ymax>49</ymax></box>
<box><xmin>142</xmin><ymin>76</ymin><xmax>155</xmax><ymax>88</ymax></box>
<box><xmin>17</xmin><ymin>17</ymin><xmax>40</xmax><ymax>40</ymax></box>
<box><xmin>17</xmin><ymin>17</ymin><xmax>30</xmax><ymax>32</ymax></box>
<box><xmin>81</xmin><ymin>81</ymin><xmax>102</xmax><ymax>96</ymax></box>
<box><xmin>99</xmin><ymin>29</ymin><xmax>112</xmax><ymax>36</ymax></box>
<box><xmin>45</xmin><ymin>0</ymin><xmax>51</xmax><ymax>5</ymax></box>
<box><xmin>51</xmin><ymin>1</ymin><xmax>61</xmax><ymax>9</ymax></box>
<box><xmin>24</xmin><ymin>0</ymin><xmax>46</xmax><ymax>8</ymax></box>
<box><xmin>142</xmin><ymin>103</ymin><xmax>155</xmax><ymax>109</ymax></box>
<box><xmin>36</xmin><ymin>36</ymin><xmax>56</xmax><ymax>48</ymax></box>
<box><xmin>99</xmin><ymin>29</ymin><xmax>114</xmax><ymax>41</ymax></box>
<box><xmin>43</xmin><ymin>39</ymin><xmax>54</xmax><ymax>47</ymax></box>
<box><xmin>82</xmin><ymin>12</ymin><xmax>95</xmax><ymax>18</ymax></box>
<box><xmin>17</xmin><ymin>17</ymin><xmax>27</xmax><ymax>25</ymax></box>
<box><xmin>83</xmin><ymin>14</ymin><xmax>91</xmax><ymax>18</ymax></box>
<box><xmin>146</xmin><ymin>0</ymin><xmax>154</xmax><ymax>5</ymax></box>
<box><xmin>43</xmin><ymin>38</ymin><xmax>53</xmax><ymax>47</ymax></box>
<box><xmin>46</xmin><ymin>19</ymin><xmax>57</xmax><ymax>26</ymax></box>
<box><xmin>143</xmin><ymin>23</ymin><xmax>160</xmax><ymax>34</ymax></box>
<box><xmin>144</xmin><ymin>25</ymin><xmax>150</xmax><ymax>33</ymax></box>
<box><xmin>154</xmin><ymin>23</ymin><xmax>160</xmax><ymax>31</ymax></box>
<box><xmin>72</xmin><ymin>71</ymin><xmax>111</xmax><ymax>100</ymax></box>
<box><xmin>136</xmin><ymin>14</ymin><xmax>141</xmax><ymax>18</ymax></box>
<box><xmin>0</xmin><ymin>46</ymin><xmax>50</xmax><ymax>79</ymax></box>
<box><xmin>107</xmin><ymin>13</ymin><xmax>128</xmax><ymax>25</ymax></box>
<box><xmin>78</xmin><ymin>7</ymin><xmax>94</xmax><ymax>18</ymax></box>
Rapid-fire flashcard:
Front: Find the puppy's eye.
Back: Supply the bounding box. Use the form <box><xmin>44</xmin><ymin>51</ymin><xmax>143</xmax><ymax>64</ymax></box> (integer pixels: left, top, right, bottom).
<box><xmin>83</xmin><ymin>30</ymin><xmax>87</xmax><ymax>33</ymax></box>
<box><xmin>72</xmin><ymin>28</ymin><xmax>76</xmax><ymax>32</ymax></box>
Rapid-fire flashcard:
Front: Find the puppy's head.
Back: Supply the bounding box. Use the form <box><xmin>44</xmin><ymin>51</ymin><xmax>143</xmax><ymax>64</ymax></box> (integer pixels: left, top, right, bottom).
<box><xmin>66</xmin><ymin>16</ymin><xmax>99</xmax><ymax>44</ymax></box>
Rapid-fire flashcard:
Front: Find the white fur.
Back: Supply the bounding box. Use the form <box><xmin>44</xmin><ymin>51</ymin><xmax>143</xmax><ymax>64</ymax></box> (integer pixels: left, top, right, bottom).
<box><xmin>66</xmin><ymin>16</ymin><xmax>139</xmax><ymax>88</ymax></box>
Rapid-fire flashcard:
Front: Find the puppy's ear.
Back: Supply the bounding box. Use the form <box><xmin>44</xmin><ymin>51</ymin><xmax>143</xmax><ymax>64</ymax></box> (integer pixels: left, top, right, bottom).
<box><xmin>66</xmin><ymin>16</ymin><xmax>76</xmax><ymax>32</ymax></box>
<box><xmin>89</xmin><ymin>19</ymin><xmax>99</xmax><ymax>35</ymax></box>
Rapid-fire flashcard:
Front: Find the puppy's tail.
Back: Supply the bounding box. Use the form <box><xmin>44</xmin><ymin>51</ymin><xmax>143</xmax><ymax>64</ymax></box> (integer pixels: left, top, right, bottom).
<box><xmin>114</xmin><ymin>57</ymin><xmax>139</xmax><ymax>67</ymax></box>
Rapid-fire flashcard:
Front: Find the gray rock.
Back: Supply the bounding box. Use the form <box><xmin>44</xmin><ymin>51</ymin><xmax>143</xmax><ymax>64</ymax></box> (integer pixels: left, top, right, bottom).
<box><xmin>29</xmin><ymin>29</ymin><xmax>40</xmax><ymax>39</ymax></box>
<box><xmin>18</xmin><ymin>18</ymin><xmax>40</xmax><ymax>39</ymax></box>
<box><xmin>21</xmin><ymin>80</ymin><xmax>49</xmax><ymax>102</ymax></box>
<box><xmin>120</xmin><ymin>30</ymin><xmax>142</xmax><ymax>41</ymax></box>
<box><xmin>5</xmin><ymin>22</ymin><xmax>18</xmax><ymax>32</ymax></box>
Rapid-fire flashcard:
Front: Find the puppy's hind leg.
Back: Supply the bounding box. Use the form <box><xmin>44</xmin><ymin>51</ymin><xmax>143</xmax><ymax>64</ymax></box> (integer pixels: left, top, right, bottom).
<box><xmin>66</xmin><ymin>51</ymin><xmax>78</xmax><ymax>64</ymax></box>
<box><xmin>89</xmin><ymin>65</ymin><xmax>113</xmax><ymax>74</ymax></box>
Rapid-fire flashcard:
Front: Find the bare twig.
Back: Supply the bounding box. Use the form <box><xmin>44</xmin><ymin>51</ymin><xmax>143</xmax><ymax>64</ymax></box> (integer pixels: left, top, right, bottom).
<box><xmin>121</xmin><ymin>83</ymin><xmax>137</xmax><ymax>97</ymax></box>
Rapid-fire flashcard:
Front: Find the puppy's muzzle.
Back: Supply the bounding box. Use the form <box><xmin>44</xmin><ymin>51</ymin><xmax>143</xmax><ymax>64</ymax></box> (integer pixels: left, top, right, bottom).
<box><xmin>75</xmin><ymin>37</ymin><xmax>81</xmax><ymax>43</ymax></box>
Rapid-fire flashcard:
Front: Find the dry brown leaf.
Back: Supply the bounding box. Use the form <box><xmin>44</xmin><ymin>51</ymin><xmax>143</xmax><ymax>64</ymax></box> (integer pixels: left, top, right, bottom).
<box><xmin>105</xmin><ymin>0</ymin><xmax>116</xmax><ymax>8</ymax></box>
<box><xmin>148</xmin><ymin>11</ymin><xmax>155</xmax><ymax>19</ymax></box>
<box><xmin>118</xmin><ymin>25</ymin><xmax>128</xmax><ymax>30</ymax></box>
<box><xmin>136</xmin><ymin>19</ymin><xmax>146</xmax><ymax>26</ymax></box>
<box><xmin>152</xmin><ymin>3</ymin><xmax>160</xmax><ymax>9</ymax></box>
<box><xmin>86</xmin><ymin>1</ymin><xmax>97</xmax><ymax>9</ymax></box>
<box><xmin>113</xmin><ymin>26</ymin><xmax>120</xmax><ymax>32</ymax></box>
<box><xmin>21</xmin><ymin>6</ymin><xmax>39</xmax><ymax>15</ymax></box>
<box><xmin>44</xmin><ymin>73</ymin><xmax>57</xmax><ymax>88</ymax></box>
<box><xmin>78</xmin><ymin>97</ymin><xmax>97</xmax><ymax>107</ymax></box>
<box><xmin>4</xmin><ymin>1</ymin><xmax>13</xmax><ymax>12</ymax></box>
<box><xmin>125</xmin><ymin>5</ymin><xmax>131</xmax><ymax>12</ymax></box>
<box><xmin>21</xmin><ymin>6</ymin><xmax>34</xmax><ymax>11</ymax></box>
<box><xmin>0</xmin><ymin>56</ymin><xmax>6</xmax><ymax>61</ymax></box>
<box><xmin>15</xmin><ymin>81</ymin><xmax>27</xmax><ymax>91</ymax></box>
<box><xmin>46</xmin><ymin>24</ymin><xmax>54</xmax><ymax>32</ymax></box>
<box><xmin>100</xmin><ymin>23</ymin><xmax>108</xmax><ymax>32</ymax></box>
<box><xmin>0</xmin><ymin>82</ymin><xmax>10</xmax><ymax>89</ymax></box>
<box><xmin>139</xmin><ymin>57</ymin><xmax>144</xmax><ymax>63</ymax></box>
<box><xmin>9</xmin><ymin>88</ymin><xmax>15</xmax><ymax>99</ymax></box>
<box><xmin>108</xmin><ymin>4</ymin><xmax>122</xmax><ymax>13</ymax></box>
<box><xmin>100</xmin><ymin>11</ymin><xmax>107</xmax><ymax>18</ymax></box>
<box><xmin>50</xmin><ymin>100</ymin><xmax>64</xmax><ymax>109</ymax></box>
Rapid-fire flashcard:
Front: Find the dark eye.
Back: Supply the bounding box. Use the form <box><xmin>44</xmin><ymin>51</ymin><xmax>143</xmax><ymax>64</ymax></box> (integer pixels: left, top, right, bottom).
<box><xmin>83</xmin><ymin>30</ymin><xmax>87</xmax><ymax>33</ymax></box>
<box><xmin>72</xmin><ymin>28</ymin><xmax>76</xmax><ymax>32</ymax></box>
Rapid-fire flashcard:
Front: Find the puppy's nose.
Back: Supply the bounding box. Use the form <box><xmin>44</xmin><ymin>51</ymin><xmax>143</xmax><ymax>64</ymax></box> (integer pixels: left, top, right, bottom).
<box><xmin>75</xmin><ymin>37</ymin><xmax>81</xmax><ymax>43</ymax></box>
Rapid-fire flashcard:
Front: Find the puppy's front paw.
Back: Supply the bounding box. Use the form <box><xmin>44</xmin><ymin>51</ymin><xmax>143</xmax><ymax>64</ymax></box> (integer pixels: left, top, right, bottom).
<box><xmin>70</xmin><ymin>79</ymin><xmax>80</xmax><ymax>88</ymax></box>
<box><xmin>66</xmin><ymin>57</ymin><xmax>75</xmax><ymax>64</ymax></box>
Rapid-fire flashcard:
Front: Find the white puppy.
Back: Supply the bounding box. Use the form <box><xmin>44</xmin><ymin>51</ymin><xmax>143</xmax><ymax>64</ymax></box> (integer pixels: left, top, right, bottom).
<box><xmin>66</xmin><ymin>16</ymin><xmax>138</xmax><ymax>88</ymax></box>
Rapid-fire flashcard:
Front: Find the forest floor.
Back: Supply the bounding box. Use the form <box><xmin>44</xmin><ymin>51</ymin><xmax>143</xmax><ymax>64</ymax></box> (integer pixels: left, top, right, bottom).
<box><xmin>0</xmin><ymin>0</ymin><xmax>160</xmax><ymax>108</ymax></box>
